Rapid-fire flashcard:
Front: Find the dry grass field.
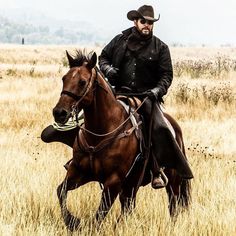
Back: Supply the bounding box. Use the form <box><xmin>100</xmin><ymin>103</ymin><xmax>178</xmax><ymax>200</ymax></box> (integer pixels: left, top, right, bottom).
<box><xmin>0</xmin><ymin>44</ymin><xmax>235</xmax><ymax>236</ymax></box>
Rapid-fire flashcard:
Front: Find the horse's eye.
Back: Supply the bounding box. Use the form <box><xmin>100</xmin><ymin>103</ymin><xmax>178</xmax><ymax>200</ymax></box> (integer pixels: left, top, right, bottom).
<box><xmin>79</xmin><ymin>79</ymin><xmax>86</xmax><ymax>87</ymax></box>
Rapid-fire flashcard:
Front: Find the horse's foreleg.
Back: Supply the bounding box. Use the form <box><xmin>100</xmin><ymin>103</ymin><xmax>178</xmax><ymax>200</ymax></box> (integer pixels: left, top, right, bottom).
<box><xmin>57</xmin><ymin>180</ymin><xmax>80</xmax><ymax>230</ymax></box>
<box><xmin>119</xmin><ymin>187</ymin><xmax>137</xmax><ymax>215</ymax></box>
<box><xmin>95</xmin><ymin>181</ymin><xmax>121</xmax><ymax>224</ymax></box>
<box><xmin>57</xmin><ymin>162</ymin><xmax>85</xmax><ymax>231</ymax></box>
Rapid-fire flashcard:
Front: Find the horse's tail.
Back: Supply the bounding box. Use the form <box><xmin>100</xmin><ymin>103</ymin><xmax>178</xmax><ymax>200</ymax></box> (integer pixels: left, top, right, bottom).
<box><xmin>180</xmin><ymin>127</ymin><xmax>192</xmax><ymax>207</ymax></box>
<box><xmin>178</xmin><ymin>178</ymin><xmax>191</xmax><ymax>208</ymax></box>
<box><xmin>177</xmin><ymin>133</ymin><xmax>192</xmax><ymax>208</ymax></box>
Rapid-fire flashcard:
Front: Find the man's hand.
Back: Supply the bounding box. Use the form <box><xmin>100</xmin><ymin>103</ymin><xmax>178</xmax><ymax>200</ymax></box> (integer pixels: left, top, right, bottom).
<box><xmin>106</xmin><ymin>66</ymin><xmax>119</xmax><ymax>79</ymax></box>
<box><xmin>145</xmin><ymin>87</ymin><xmax>161</xmax><ymax>100</ymax></box>
<box><xmin>105</xmin><ymin>66</ymin><xmax>119</xmax><ymax>86</ymax></box>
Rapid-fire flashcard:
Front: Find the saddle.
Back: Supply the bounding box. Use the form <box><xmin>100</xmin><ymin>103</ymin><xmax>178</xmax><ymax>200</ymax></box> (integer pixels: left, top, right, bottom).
<box><xmin>117</xmin><ymin>96</ymin><xmax>142</xmax><ymax>137</ymax></box>
<box><xmin>116</xmin><ymin>95</ymin><xmax>148</xmax><ymax>160</ymax></box>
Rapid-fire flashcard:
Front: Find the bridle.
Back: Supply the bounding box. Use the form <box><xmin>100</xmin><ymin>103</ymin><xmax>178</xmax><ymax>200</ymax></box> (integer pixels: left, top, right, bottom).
<box><xmin>60</xmin><ymin>67</ymin><xmax>97</xmax><ymax>117</ymax></box>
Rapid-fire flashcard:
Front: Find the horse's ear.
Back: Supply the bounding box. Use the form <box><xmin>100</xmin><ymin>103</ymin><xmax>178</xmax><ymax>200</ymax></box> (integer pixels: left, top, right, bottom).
<box><xmin>87</xmin><ymin>52</ymin><xmax>97</xmax><ymax>69</ymax></box>
<box><xmin>66</xmin><ymin>50</ymin><xmax>74</xmax><ymax>68</ymax></box>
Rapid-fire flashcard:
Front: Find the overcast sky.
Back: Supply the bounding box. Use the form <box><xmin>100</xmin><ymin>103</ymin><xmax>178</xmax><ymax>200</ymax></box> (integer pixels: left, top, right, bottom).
<box><xmin>1</xmin><ymin>0</ymin><xmax>236</xmax><ymax>45</ymax></box>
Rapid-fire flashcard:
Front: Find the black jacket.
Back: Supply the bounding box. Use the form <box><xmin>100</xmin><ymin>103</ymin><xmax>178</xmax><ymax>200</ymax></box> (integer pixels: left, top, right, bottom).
<box><xmin>99</xmin><ymin>27</ymin><xmax>173</xmax><ymax>99</ymax></box>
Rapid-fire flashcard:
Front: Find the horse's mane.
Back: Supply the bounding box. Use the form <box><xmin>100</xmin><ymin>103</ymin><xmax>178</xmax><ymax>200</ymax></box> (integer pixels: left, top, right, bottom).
<box><xmin>69</xmin><ymin>49</ymin><xmax>116</xmax><ymax>96</ymax></box>
<box><xmin>70</xmin><ymin>49</ymin><xmax>96</xmax><ymax>68</ymax></box>
<box><xmin>69</xmin><ymin>49</ymin><xmax>87</xmax><ymax>67</ymax></box>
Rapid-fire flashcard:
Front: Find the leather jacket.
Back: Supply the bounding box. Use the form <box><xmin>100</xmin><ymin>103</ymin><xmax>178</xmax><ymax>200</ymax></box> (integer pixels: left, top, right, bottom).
<box><xmin>98</xmin><ymin>27</ymin><xmax>173</xmax><ymax>100</ymax></box>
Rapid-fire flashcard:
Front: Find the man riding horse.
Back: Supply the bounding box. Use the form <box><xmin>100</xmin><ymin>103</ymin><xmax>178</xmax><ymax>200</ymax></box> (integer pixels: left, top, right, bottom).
<box><xmin>41</xmin><ymin>5</ymin><xmax>193</xmax><ymax>188</ymax></box>
<box><xmin>98</xmin><ymin>5</ymin><xmax>193</xmax><ymax>187</ymax></box>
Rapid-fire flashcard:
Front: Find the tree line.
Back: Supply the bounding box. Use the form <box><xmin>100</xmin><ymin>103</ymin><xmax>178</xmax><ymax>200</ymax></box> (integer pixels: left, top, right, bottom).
<box><xmin>0</xmin><ymin>16</ymin><xmax>102</xmax><ymax>45</ymax></box>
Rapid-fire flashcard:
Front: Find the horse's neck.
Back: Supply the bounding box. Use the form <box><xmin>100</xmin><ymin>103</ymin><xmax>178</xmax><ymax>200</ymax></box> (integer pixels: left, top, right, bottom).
<box><xmin>83</xmin><ymin>78</ymin><xmax>125</xmax><ymax>134</ymax></box>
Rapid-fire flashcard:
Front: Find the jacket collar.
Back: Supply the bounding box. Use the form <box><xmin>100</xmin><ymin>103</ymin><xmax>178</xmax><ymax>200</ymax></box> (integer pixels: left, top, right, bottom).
<box><xmin>122</xmin><ymin>27</ymin><xmax>134</xmax><ymax>39</ymax></box>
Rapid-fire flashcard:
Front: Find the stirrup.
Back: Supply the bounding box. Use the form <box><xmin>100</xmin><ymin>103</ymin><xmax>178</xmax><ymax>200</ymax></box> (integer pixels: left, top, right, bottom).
<box><xmin>159</xmin><ymin>168</ymin><xmax>168</xmax><ymax>186</ymax></box>
<box><xmin>151</xmin><ymin>168</ymin><xmax>168</xmax><ymax>189</ymax></box>
<box><xmin>151</xmin><ymin>176</ymin><xmax>165</xmax><ymax>189</ymax></box>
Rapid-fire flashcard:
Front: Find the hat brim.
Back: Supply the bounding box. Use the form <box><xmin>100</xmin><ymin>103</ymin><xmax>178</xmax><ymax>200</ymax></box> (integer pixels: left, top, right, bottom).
<box><xmin>127</xmin><ymin>10</ymin><xmax>159</xmax><ymax>22</ymax></box>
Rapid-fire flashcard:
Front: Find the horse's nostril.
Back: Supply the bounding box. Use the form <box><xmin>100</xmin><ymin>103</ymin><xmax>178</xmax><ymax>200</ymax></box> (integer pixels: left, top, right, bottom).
<box><xmin>53</xmin><ymin>107</ymin><xmax>69</xmax><ymax>123</ymax></box>
<box><xmin>60</xmin><ymin>109</ymin><xmax>67</xmax><ymax>117</ymax></box>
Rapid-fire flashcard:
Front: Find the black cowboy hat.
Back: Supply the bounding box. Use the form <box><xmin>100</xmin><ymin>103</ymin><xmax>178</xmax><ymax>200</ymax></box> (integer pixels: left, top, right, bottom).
<box><xmin>127</xmin><ymin>5</ymin><xmax>160</xmax><ymax>22</ymax></box>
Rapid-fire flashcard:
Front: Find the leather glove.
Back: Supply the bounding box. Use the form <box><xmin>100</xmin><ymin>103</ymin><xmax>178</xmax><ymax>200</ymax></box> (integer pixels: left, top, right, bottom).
<box><xmin>145</xmin><ymin>87</ymin><xmax>161</xmax><ymax>100</ymax></box>
<box><xmin>105</xmin><ymin>66</ymin><xmax>119</xmax><ymax>86</ymax></box>
<box><xmin>106</xmin><ymin>66</ymin><xmax>119</xmax><ymax>79</ymax></box>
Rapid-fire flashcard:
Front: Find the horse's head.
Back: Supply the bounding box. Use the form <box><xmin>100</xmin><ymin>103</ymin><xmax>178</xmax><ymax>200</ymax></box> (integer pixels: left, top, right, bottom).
<box><xmin>53</xmin><ymin>50</ymin><xmax>97</xmax><ymax>124</ymax></box>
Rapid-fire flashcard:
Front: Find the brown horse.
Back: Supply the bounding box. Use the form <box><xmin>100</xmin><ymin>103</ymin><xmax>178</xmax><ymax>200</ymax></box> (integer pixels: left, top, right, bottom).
<box><xmin>53</xmin><ymin>50</ymin><xmax>191</xmax><ymax>230</ymax></box>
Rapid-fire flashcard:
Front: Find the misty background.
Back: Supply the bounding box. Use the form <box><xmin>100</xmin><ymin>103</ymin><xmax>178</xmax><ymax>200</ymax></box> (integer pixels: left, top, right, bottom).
<box><xmin>0</xmin><ymin>0</ymin><xmax>236</xmax><ymax>46</ymax></box>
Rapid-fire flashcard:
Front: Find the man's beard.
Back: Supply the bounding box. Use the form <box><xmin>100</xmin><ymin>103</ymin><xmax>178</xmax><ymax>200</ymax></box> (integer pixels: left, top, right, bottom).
<box><xmin>141</xmin><ymin>28</ymin><xmax>150</xmax><ymax>35</ymax></box>
<box><xmin>137</xmin><ymin>26</ymin><xmax>152</xmax><ymax>36</ymax></box>
<box><xmin>127</xmin><ymin>27</ymin><xmax>153</xmax><ymax>51</ymax></box>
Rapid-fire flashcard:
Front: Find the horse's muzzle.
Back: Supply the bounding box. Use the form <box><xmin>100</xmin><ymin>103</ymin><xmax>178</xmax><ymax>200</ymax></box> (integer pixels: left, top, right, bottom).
<box><xmin>53</xmin><ymin>107</ymin><xmax>70</xmax><ymax>124</ymax></box>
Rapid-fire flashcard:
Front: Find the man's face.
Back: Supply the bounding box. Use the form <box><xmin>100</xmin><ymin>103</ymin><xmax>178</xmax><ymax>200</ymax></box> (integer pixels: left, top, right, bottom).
<box><xmin>134</xmin><ymin>18</ymin><xmax>154</xmax><ymax>35</ymax></box>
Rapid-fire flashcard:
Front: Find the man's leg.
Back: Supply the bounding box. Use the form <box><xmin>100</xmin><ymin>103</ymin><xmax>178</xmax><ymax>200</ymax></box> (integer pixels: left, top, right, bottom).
<box><xmin>150</xmin><ymin>150</ymin><xmax>168</xmax><ymax>189</ymax></box>
<box><xmin>151</xmin><ymin>101</ymin><xmax>193</xmax><ymax>179</ymax></box>
<box><xmin>141</xmin><ymin>99</ymin><xmax>167</xmax><ymax>189</ymax></box>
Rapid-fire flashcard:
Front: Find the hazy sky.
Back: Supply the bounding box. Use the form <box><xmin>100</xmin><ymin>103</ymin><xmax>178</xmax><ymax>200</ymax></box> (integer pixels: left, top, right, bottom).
<box><xmin>1</xmin><ymin>0</ymin><xmax>236</xmax><ymax>45</ymax></box>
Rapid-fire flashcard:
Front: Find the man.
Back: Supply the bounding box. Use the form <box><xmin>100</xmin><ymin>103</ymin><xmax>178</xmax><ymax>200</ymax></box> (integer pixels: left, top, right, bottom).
<box><xmin>99</xmin><ymin>5</ymin><xmax>193</xmax><ymax>188</ymax></box>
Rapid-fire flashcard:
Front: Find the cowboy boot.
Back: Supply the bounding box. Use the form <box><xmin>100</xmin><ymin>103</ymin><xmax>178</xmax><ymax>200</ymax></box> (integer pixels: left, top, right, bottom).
<box><xmin>150</xmin><ymin>151</ymin><xmax>168</xmax><ymax>189</ymax></box>
<box><xmin>151</xmin><ymin>172</ymin><xmax>167</xmax><ymax>189</ymax></box>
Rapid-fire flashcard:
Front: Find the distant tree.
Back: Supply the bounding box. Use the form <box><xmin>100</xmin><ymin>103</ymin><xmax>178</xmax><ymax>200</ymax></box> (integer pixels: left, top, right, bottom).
<box><xmin>0</xmin><ymin>15</ymin><xmax>108</xmax><ymax>44</ymax></box>
<box><xmin>54</xmin><ymin>27</ymin><xmax>64</xmax><ymax>37</ymax></box>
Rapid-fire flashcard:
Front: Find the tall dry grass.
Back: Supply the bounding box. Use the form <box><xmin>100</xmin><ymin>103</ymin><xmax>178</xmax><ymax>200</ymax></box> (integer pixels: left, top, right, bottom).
<box><xmin>0</xmin><ymin>44</ymin><xmax>235</xmax><ymax>235</ymax></box>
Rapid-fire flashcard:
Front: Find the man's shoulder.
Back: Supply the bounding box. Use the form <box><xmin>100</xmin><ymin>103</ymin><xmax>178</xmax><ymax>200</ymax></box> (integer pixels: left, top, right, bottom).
<box><xmin>109</xmin><ymin>33</ymin><xmax>125</xmax><ymax>44</ymax></box>
<box><xmin>112</xmin><ymin>27</ymin><xmax>133</xmax><ymax>41</ymax></box>
<box><xmin>151</xmin><ymin>36</ymin><xmax>170</xmax><ymax>54</ymax></box>
<box><xmin>152</xmin><ymin>35</ymin><xmax>169</xmax><ymax>48</ymax></box>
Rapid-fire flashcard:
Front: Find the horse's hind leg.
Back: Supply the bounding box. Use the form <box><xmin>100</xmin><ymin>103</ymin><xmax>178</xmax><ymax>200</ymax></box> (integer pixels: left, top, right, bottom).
<box><xmin>57</xmin><ymin>161</ymin><xmax>86</xmax><ymax>231</ymax></box>
<box><xmin>165</xmin><ymin>169</ymin><xmax>191</xmax><ymax>217</ymax></box>
<box><xmin>164</xmin><ymin>115</ymin><xmax>192</xmax><ymax>217</ymax></box>
<box><xmin>165</xmin><ymin>170</ymin><xmax>180</xmax><ymax>217</ymax></box>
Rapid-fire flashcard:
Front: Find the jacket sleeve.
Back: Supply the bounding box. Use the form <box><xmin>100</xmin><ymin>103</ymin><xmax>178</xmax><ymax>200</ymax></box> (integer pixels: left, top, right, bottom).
<box><xmin>98</xmin><ymin>34</ymin><xmax>122</xmax><ymax>76</ymax></box>
<box><xmin>155</xmin><ymin>43</ymin><xmax>173</xmax><ymax>98</ymax></box>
